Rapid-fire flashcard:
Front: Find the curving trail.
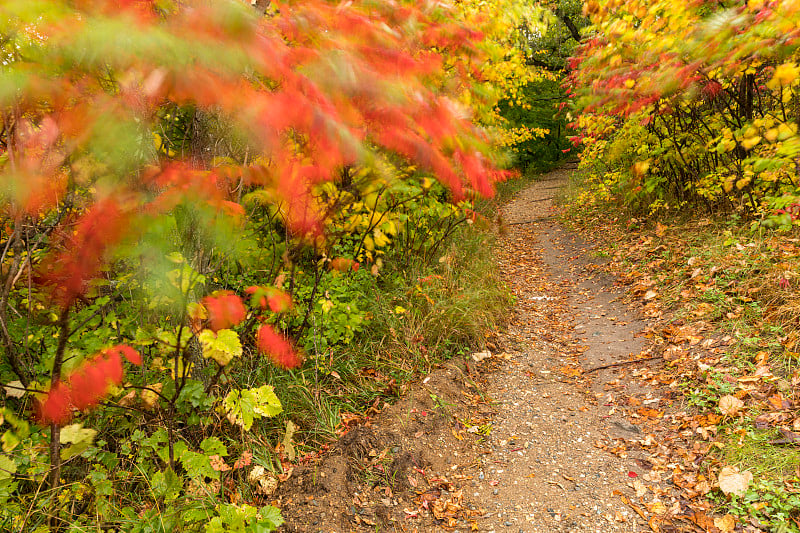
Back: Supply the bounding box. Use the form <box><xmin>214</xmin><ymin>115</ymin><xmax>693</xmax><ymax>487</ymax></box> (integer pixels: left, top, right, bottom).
<box><xmin>278</xmin><ymin>168</ymin><xmax>681</xmax><ymax>532</ymax></box>
<box><xmin>469</xmin><ymin>167</ymin><xmax>657</xmax><ymax>532</ymax></box>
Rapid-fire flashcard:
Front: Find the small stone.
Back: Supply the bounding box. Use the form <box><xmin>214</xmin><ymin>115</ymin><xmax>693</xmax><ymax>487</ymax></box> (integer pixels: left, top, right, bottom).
<box><xmin>504</xmin><ymin>521</ymin><xmax>512</xmax><ymax>527</ymax></box>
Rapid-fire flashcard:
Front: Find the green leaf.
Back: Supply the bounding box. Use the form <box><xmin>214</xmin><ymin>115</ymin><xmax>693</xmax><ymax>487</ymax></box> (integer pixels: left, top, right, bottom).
<box><xmin>151</xmin><ymin>468</ymin><xmax>182</xmax><ymax>502</ymax></box>
<box><xmin>2</xmin><ymin>431</ymin><xmax>20</xmax><ymax>453</ymax></box>
<box><xmin>223</xmin><ymin>386</ymin><xmax>282</xmax><ymax>431</ymax></box>
<box><xmin>200</xmin><ymin>437</ymin><xmax>227</xmax><ymax>457</ymax></box>
<box><xmin>177</xmin><ymin>380</ymin><xmax>214</xmax><ymax>413</ymax></box>
<box><xmin>60</xmin><ymin>423</ymin><xmax>97</xmax><ymax>445</ymax></box>
<box><xmin>257</xmin><ymin>506</ymin><xmax>284</xmax><ymax>530</ymax></box>
<box><xmin>0</xmin><ymin>455</ymin><xmax>16</xmax><ymax>480</ymax></box>
<box><xmin>61</xmin><ymin>439</ymin><xmax>94</xmax><ymax>461</ymax></box>
<box><xmin>179</xmin><ymin>450</ymin><xmax>218</xmax><ymax>480</ymax></box>
<box><xmin>157</xmin><ymin>440</ymin><xmax>188</xmax><ymax>466</ymax></box>
<box><xmin>88</xmin><ymin>468</ymin><xmax>114</xmax><ymax>497</ymax></box>
<box><xmin>59</xmin><ymin>423</ymin><xmax>97</xmax><ymax>460</ymax></box>
<box><xmin>199</xmin><ymin>329</ymin><xmax>242</xmax><ymax>366</ymax></box>
<box><xmin>204</xmin><ymin>517</ymin><xmax>226</xmax><ymax>533</ymax></box>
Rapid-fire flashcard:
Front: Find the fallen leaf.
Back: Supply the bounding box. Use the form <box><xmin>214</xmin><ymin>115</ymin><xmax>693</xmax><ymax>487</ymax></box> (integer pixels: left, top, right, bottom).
<box><xmin>768</xmin><ymin>393</ymin><xmax>791</xmax><ymax>410</ymax></box>
<box><xmin>471</xmin><ymin>351</ymin><xmax>491</xmax><ymax>363</ymax></box>
<box><xmin>719</xmin><ymin>395</ymin><xmax>744</xmax><ymax>416</ymax></box>
<box><xmin>718</xmin><ymin>466</ymin><xmax>753</xmax><ymax>497</ymax></box>
<box><xmin>3</xmin><ymin>381</ymin><xmax>25</xmax><ymax>398</ymax></box>
<box><xmin>769</xmin><ymin>428</ymin><xmax>800</xmax><ymax>446</ymax></box>
<box><xmin>248</xmin><ymin>465</ymin><xmax>278</xmax><ymax>495</ymax></box>
<box><xmin>714</xmin><ymin>514</ymin><xmax>736</xmax><ymax>533</ymax></box>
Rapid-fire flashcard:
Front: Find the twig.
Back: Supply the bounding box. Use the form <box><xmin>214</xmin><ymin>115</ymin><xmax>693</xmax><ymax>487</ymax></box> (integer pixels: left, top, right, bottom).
<box><xmin>584</xmin><ymin>356</ymin><xmax>663</xmax><ymax>373</ymax></box>
<box><xmin>508</xmin><ymin>216</ymin><xmax>552</xmax><ymax>225</ymax></box>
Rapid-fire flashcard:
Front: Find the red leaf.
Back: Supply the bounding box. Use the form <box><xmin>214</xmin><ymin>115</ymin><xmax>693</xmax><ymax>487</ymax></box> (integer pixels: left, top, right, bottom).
<box><xmin>267</xmin><ymin>290</ymin><xmax>293</xmax><ymax>313</ymax></box>
<box><xmin>329</xmin><ymin>257</ymin><xmax>358</xmax><ymax>273</ymax></box>
<box><xmin>203</xmin><ymin>291</ymin><xmax>247</xmax><ymax>332</ymax></box>
<box><xmin>246</xmin><ymin>286</ymin><xmax>293</xmax><ymax>313</ymax></box>
<box><xmin>257</xmin><ymin>324</ymin><xmax>302</xmax><ymax>369</ymax></box>
<box><xmin>68</xmin><ymin>350</ymin><xmax>124</xmax><ymax>410</ymax></box>
<box><xmin>112</xmin><ymin>344</ymin><xmax>142</xmax><ymax>366</ymax></box>
<box><xmin>37</xmin><ymin>197</ymin><xmax>131</xmax><ymax>308</ymax></box>
<box><xmin>628</xmin><ymin>471</ymin><xmax>638</xmax><ymax>478</ymax></box>
<box><xmin>99</xmin><ymin>350</ymin><xmax>124</xmax><ymax>386</ymax></box>
<box><xmin>37</xmin><ymin>382</ymin><xmax>73</xmax><ymax>426</ymax></box>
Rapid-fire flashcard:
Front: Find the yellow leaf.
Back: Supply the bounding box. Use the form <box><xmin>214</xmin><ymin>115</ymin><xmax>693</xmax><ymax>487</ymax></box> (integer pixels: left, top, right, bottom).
<box><xmin>770</xmin><ymin>62</ymin><xmax>800</xmax><ymax>89</ymax></box>
<box><xmin>633</xmin><ymin>160</ymin><xmax>650</xmax><ymax>177</ymax></box>
<box><xmin>765</xmin><ymin>127</ymin><xmax>779</xmax><ymax>142</ymax></box>
<box><xmin>741</xmin><ymin>136</ymin><xmax>761</xmax><ymax>150</ymax></box>
<box><xmin>363</xmin><ymin>235</ymin><xmax>375</xmax><ymax>251</ymax></box>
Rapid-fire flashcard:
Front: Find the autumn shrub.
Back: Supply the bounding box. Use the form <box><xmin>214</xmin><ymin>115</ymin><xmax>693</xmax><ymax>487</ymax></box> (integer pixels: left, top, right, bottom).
<box><xmin>569</xmin><ymin>0</ymin><xmax>800</xmax><ymax>222</ymax></box>
<box><xmin>0</xmin><ymin>0</ymin><xmax>551</xmax><ymax>529</ymax></box>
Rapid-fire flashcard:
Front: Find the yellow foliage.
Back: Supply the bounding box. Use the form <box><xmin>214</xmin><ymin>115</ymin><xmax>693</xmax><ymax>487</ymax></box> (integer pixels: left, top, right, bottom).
<box><xmin>769</xmin><ymin>62</ymin><xmax>800</xmax><ymax>89</ymax></box>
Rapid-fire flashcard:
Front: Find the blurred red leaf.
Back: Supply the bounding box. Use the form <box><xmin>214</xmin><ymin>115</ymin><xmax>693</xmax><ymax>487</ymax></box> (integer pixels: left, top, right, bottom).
<box><xmin>257</xmin><ymin>324</ymin><xmax>302</xmax><ymax>369</ymax></box>
<box><xmin>37</xmin><ymin>382</ymin><xmax>73</xmax><ymax>426</ymax></box>
<box><xmin>37</xmin><ymin>197</ymin><xmax>131</xmax><ymax>308</ymax></box>
<box><xmin>203</xmin><ymin>291</ymin><xmax>247</xmax><ymax>332</ymax></box>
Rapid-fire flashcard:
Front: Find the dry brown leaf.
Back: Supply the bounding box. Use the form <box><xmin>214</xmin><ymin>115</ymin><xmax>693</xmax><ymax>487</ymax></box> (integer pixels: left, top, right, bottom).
<box><xmin>248</xmin><ymin>465</ymin><xmax>278</xmax><ymax>495</ymax></box>
<box><xmin>719</xmin><ymin>395</ymin><xmax>744</xmax><ymax>416</ymax></box>
<box><xmin>718</xmin><ymin>466</ymin><xmax>753</xmax><ymax>497</ymax></box>
<box><xmin>714</xmin><ymin>514</ymin><xmax>736</xmax><ymax>532</ymax></box>
<box><xmin>3</xmin><ymin>381</ymin><xmax>25</xmax><ymax>398</ymax></box>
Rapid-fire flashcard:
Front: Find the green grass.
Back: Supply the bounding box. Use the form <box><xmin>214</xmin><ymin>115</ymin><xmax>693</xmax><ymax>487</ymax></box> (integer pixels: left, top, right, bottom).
<box><xmin>722</xmin><ymin>427</ymin><xmax>800</xmax><ymax>480</ymax></box>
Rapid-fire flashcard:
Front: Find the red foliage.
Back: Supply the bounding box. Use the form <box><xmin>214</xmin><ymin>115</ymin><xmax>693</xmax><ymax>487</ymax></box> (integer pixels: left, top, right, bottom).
<box><xmin>203</xmin><ymin>291</ymin><xmax>247</xmax><ymax>332</ymax></box>
<box><xmin>37</xmin><ymin>197</ymin><xmax>131</xmax><ymax>308</ymax></box>
<box><xmin>256</xmin><ymin>324</ymin><xmax>302</xmax><ymax>369</ymax></box>
<box><xmin>329</xmin><ymin>258</ymin><xmax>359</xmax><ymax>273</ymax></box>
<box><xmin>701</xmin><ymin>80</ymin><xmax>723</xmax><ymax>100</ymax></box>
<box><xmin>266</xmin><ymin>290</ymin><xmax>293</xmax><ymax>313</ymax></box>
<box><xmin>68</xmin><ymin>350</ymin><xmax>124</xmax><ymax>411</ymax></box>
<box><xmin>37</xmin><ymin>346</ymin><xmax>132</xmax><ymax>424</ymax></box>
<box><xmin>109</xmin><ymin>344</ymin><xmax>142</xmax><ymax>366</ymax></box>
<box><xmin>37</xmin><ymin>382</ymin><xmax>73</xmax><ymax>426</ymax></box>
<box><xmin>246</xmin><ymin>286</ymin><xmax>293</xmax><ymax>313</ymax></box>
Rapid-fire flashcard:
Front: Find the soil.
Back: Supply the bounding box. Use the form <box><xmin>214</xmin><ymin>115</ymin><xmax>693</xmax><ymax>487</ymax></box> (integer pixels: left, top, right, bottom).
<box><xmin>274</xmin><ymin>168</ymin><xmax>688</xmax><ymax>532</ymax></box>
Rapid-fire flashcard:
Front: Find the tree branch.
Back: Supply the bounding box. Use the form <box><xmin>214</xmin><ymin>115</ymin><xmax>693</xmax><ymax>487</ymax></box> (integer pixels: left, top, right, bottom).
<box><xmin>556</xmin><ymin>10</ymin><xmax>582</xmax><ymax>42</ymax></box>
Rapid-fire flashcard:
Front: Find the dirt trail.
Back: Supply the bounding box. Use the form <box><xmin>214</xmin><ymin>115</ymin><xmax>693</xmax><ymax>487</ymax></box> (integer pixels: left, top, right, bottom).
<box><xmin>277</xmin><ymin>168</ymin><xmax>672</xmax><ymax>532</ymax></box>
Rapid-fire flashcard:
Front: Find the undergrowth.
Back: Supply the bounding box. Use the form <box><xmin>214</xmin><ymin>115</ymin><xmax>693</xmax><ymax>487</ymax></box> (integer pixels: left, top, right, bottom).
<box><xmin>560</xmin><ymin>170</ymin><xmax>800</xmax><ymax>531</ymax></box>
<box><xmin>258</xmin><ymin>221</ymin><xmax>512</xmax><ymax>452</ymax></box>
